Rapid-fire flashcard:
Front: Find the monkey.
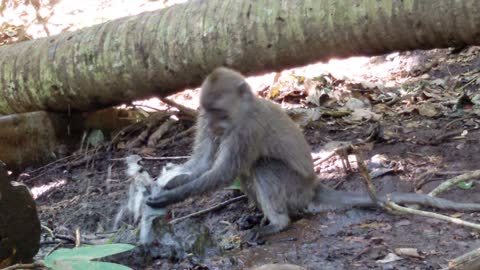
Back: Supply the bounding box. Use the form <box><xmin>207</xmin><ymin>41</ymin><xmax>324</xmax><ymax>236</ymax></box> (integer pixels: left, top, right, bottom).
<box><xmin>146</xmin><ymin>67</ymin><xmax>480</xmax><ymax>240</ymax></box>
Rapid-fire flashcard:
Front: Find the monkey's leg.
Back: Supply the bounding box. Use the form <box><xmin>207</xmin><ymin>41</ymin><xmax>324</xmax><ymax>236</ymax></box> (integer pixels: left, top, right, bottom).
<box><xmin>245</xmin><ymin>160</ymin><xmax>298</xmax><ymax>240</ymax></box>
<box><xmin>240</xmin><ymin>174</ymin><xmax>259</xmax><ymax>207</ymax></box>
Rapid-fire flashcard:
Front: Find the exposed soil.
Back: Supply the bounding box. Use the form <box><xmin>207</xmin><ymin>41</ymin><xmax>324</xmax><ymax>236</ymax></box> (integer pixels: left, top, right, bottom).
<box><xmin>21</xmin><ymin>48</ymin><xmax>480</xmax><ymax>270</ymax></box>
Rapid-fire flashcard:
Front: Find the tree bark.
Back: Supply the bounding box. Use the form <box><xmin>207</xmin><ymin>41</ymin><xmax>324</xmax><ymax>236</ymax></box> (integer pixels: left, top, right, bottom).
<box><xmin>0</xmin><ymin>112</ymin><xmax>82</xmax><ymax>170</ymax></box>
<box><xmin>0</xmin><ymin>0</ymin><xmax>479</xmax><ymax>114</ymax></box>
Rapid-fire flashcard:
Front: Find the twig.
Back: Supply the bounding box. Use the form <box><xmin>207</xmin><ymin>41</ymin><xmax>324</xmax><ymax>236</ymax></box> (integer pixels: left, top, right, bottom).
<box><xmin>25</xmin><ymin>154</ymin><xmax>72</xmax><ymax>175</ymax></box>
<box><xmin>435</xmin><ymin>171</ymin><xmax>471</xmax><ymax>176</ymax></box>
<box><xmin>75</xmin><ymin>228</ymin><xmax>81</xmax><ymax>247</ymax></box>
<box><xmin>41</xmin><ymin>224</ymin><xmax>54</xmax><ymax>239</ymax></box>
<box><xmin>126</xmin><ymin>112</ymin><xmax>170</xmax><ymax>149</ymax></box>
<box><xmin>143</xmin><ymin>156</ymin><xmax>190</xmax><ymax>160</ymax></box>
<box><xmin>312</xmin><ymin>152</ymin><xmax>336</xmax><ymax>166</ymax></box>
<box><xmin>169</xmin><ymin>195</ymin><xmax>247</xmax><ymax>224</ymax></box>
<box><xmin>109</xmin><ymin>122</ymin><xmax>143</xmax><ymax>150</ymax></box>
<box><xmin>415</xmin><ymin>170</ymin><xmax>470</xmax><ymax>190</ymax></box>
<box><xmin>51</xmin><ymin>234</ymin><xmax>93</xmax><ymax>246</ymax></box>
<box><xmin>445</xmin><ymin>117</ymin><xmax>466</xmax><ymax>129</ymax></box>
<box><xmin>1</xmin><ymin>261</ymin><xmax>45</xmax><ymax>270</ymax></box>
<box><xmin>313</xmin><ymin>144</ymin><xmax>353</xmax><ymax>173</ymax></box>
<box><xmin>55</xmin><ymin>234</ymin><xmax>76</xmax><ymax>243</ymax></box>
<box><xmin>157</xmin><ymin>126</ymin><xmax>195</xmax><ymax>148</ymax></box>
<box><xmin>160</xmin><ymin>97</ymin><xmax>198</xmax><ymax>120</ymax></box>
<box><xmin>385</xmin><ymin>198</ymin><xmax>480</xmax><ymax>230</ymax></box>
<box><xmin>132</xmin><ymin>104</ymin><xmax>162</xmax><ymax>112</ymax></box>
<box><xmin>444</xmin><ymin>247</ymin><xmax>480</xmax><ymax>270</ymax></box>
<box><xmin>147</xmin><ymin>118</ymin><xmax>175</xmax><ymax>146</ymax></box>
<box><xmin>45</xmin><ymin>242</ymin><xmax>63</xmax><ymax>257</ymax></box>
<box><xmin>337</xmin><ymin>147</ymin><xmax>352</xmax><ymax>172</ymax></box>
<box><xmin>312</xmin><ymin>135</ymin><xmax>374</xmax><ymax>173</ymax></box>
<box><xmin>457</xmin><ymin>77</ymin><xmax>478</xmax><ymax>91</ymax></box>
<box><xmin>429</xmin><ymin>170</ymin><xmax>480</xmax><ymax>197</ymax></box>
<box><xmin>354</xmin><ymin>150</ymin><xmax>387</xmax><ymax>210</ymax></box>
<box><xmin>444</xmin><ymin>112</ymin><xmax>479</xmax><ymax>129</ymax></box>
<box><xmin>428</xmin><ymin>130</ymin><xmax>465</xmax><ymax>145</ymax></box>
<box><xmin>111</xmin><ymin>156</ymin><xmax>190</xmax><ymax>161</ymax></box>
<box><xmin>25</xmin><ymin>149</ymin><xmax>98</xmax><ymax>182</ymax></box>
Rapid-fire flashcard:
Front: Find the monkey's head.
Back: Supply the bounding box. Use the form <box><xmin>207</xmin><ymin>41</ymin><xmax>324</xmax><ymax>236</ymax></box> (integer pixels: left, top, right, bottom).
<box><xmin>200</xmin><ymin>67</ymin><xmax>254</xmax><ymax>136</ymax></box>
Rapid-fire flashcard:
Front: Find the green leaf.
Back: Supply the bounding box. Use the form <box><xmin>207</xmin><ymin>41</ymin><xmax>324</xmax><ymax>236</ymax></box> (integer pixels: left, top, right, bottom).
<box><xmin>457</xmin><ymin>181</ymin><xmax>474</xmax><ymax>190</ymax></box>
<box><xmin>50</xmin><ymin>260</ymin><xmax>133</xmax><ymax>270</ymax></box>
<box><xmin>44</xmin><ymin>244</ymin><xmax>135</xmax><ymax>268</ymax></box>
<box><xmin>226</xmin><ymin>178</ymin><xmax>242</xmax><ymax>191</ymax></box>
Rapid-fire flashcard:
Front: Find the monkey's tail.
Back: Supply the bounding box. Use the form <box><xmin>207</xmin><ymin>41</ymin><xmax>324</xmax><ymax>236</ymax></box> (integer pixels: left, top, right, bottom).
<box><xmin>309</xmin><ymin>183</ymin><xmax>373</xmax><ymax>212</ymax></box>
<box><xmin>310</xmin><ymin>183</ymin><xmax>480</xmax><ymax>213</ymax></box>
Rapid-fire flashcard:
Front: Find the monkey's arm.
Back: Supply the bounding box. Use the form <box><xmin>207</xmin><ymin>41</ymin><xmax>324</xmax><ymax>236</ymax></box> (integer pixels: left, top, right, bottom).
<box><xmin>147</xmin><ymin>137</ymin><xmax>245</xmax><ymax>208</ymax></box>
<box><xmin>163</xmin><ymin>115</ymin><xmax>215</xmax><ymax>190</ymax></box>
<box><xmin>163</xmin><ymin>141</ymin><xmax>214</xmax><ymax>190</ymax></box>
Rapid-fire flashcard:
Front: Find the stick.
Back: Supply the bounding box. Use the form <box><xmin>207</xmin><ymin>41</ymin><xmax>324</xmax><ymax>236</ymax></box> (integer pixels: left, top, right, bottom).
<box><xmin>385</xmin><ymin>198</ymin><xmax>480</xmax><ymax>230</ymax></box>
<box><xmin>169</xmin><ymin>195</ymin><xmax>247</xmax><ymax>224</ymax></box>
<box><xmin>355</xmin><ymin>151</ymin><xmax>387</xmax><ymax>210</ymax></box>
<box><xmin>445</xmin><ymin>247</ymin><xmax>480</xmax><ymax>270</ymax></box>
<box><xmin>110</xmin><ymin>156</ymin><xmax>190</xmax><ymax>161</ymax></box>
<box><xmin>1</xmin><ymin>261</ymin><xmax>45</xmax><ymax>270</ymax></box>
<box><xmin>312</xmin><ymin>151</ymin><xmax>335</xmax><ymax>166</ymax></box>
<box><xmin>160</xmin><ymin>97</ymin><xmax>197</xmax><ymax>120</ymax></box>
<box><xmin>75</xmin><ymin>228</ymin><xmax>81</xmax><ymax>247</ymax></box>
<box><xmin>429</xmin><ymin>170</ymin><xmax>480</xmax><ymax>197</ymax></box>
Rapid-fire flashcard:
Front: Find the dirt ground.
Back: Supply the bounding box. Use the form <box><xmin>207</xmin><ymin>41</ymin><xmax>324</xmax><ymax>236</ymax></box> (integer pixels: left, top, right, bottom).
<box><xmin>22</xmin><ymin>47</ymin><xmax>480</xmax><ymax>270</ymax></box>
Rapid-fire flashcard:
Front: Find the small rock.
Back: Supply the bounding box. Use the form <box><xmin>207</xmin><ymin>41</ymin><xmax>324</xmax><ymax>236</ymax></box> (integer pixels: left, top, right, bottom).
<box><xmin>394</xmin><ymin>219</ymin><xmax>411</xmax><ymax>227</ymax></box>
<box><xmin>0</xmin><ymin>162</ymin><xmax>40</xmax><ymax>266</ymax></box>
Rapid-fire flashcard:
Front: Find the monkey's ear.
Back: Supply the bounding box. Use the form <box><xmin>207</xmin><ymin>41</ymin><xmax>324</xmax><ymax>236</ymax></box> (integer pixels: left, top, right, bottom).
<box><xmin>237</xmin><ymin>81</ymin><xmax>251</xmax><ymax>97</ymax></box>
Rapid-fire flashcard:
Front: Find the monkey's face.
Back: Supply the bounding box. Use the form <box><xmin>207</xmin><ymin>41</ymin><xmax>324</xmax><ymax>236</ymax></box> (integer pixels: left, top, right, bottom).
<box><xmin>201</xmin><ymin>84</ymin><xmax>251</xmax><ymax>136</ymax></box>
<box><xmin>204</xmin><ymin>107</ymin><xmax>233</xmax><ymax>136</ymax></box>
<box><xmin>200</xmin><ymin>68</ymin><xmax>254</xmax><ymax>136</ymax></box>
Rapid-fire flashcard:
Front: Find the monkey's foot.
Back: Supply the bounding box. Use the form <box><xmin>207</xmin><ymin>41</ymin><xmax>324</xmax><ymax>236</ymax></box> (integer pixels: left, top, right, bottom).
<box><xmin>238</xmin><ymin>213</ymin><xmax>263</xmax><ymax>230</ymax></box>
<box><xmin>244</xmin><ymin>229</ymin><xmax>266</xmax><ymax>245</ymax></box>
<box><xmin>244</xmin><ymin>223</ymin><xmax>286</xmax><ymax>243</ymax></box>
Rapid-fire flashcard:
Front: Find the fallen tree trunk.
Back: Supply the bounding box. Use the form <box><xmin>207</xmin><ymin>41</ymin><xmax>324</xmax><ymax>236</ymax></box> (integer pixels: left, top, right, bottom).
<box><xmin>0</xmin><ymin>0</ymin><xmax>479</xmax><ymax>114</ymax></box>
<box><xmin>0</xmin><ymin>108</ymin><xmax>137</xmax><ymax>170</ymax></box>
<box><xmin>0</xmin><ymin>112</ymin><xmax>82</xmax><ymax>170</ymax></box>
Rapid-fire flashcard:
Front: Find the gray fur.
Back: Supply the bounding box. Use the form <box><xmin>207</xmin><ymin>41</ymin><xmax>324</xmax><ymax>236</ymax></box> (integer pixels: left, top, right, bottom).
<box><xmin>147</xmin><ymin>67</ymin><xmax>480</xmax><ymax>239</ymax></box>
<box><xmin>147</xmin><ymin>67</ymin><xmax>316</xmax><ymax>237</ymax></box>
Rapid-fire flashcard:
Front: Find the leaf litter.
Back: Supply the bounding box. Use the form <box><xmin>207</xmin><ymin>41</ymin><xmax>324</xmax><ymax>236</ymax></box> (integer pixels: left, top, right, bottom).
<box><xmin>23</xmin><ymin>47</ymin><xmax>480</xmax><ymax>269</ymax></box>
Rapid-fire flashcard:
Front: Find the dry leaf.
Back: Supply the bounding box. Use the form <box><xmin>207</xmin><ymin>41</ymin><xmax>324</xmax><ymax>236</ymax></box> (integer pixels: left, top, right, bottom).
<box><xmin>417</xmin><ymin>103</ymin><xmax>438</xmax><ymax>117</ymax></box>
<box><xmin>394</xmin><ymin>248</ymin><xmax>423</xmax><ymax>259</ymax></box>
<box><xmin>376</xmin><ymin>253</ymin><xmax>403</xmax><ymax>264</ymax></box>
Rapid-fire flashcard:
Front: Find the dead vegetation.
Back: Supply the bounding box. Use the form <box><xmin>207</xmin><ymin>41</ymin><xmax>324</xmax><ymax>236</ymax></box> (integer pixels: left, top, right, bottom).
<box><xmin>14</xmin><ymin>47</ymin><xmax>479</xmax><ymax>269</ymax></box>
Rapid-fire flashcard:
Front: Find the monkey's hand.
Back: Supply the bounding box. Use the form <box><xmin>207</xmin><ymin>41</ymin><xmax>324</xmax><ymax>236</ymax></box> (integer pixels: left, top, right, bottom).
<box><xmin>163</xmin><ymin>174</ymin><xmax>192</xmax><ymax>190</ymax></box>
<box><xmin>146</xmin><ymin>191</ymin><xmax>176</xmax><ymax>208</ymax></box>
<box><xmin>244</xmin><ymin>228</ymin><xmax>266</xmax><ymax>245</ymax></box>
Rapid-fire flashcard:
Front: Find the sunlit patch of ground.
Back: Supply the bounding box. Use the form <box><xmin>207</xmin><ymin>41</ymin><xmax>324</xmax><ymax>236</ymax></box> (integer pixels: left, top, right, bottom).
<box><xmin>30</xmin><ymin>178</ymin><xmax>67</xmax><ymax>199</ymax></box>
<box><xmin>135</xmin><ymin>51</ymin><xmax>425</xmax><ymax>111</ymax></box>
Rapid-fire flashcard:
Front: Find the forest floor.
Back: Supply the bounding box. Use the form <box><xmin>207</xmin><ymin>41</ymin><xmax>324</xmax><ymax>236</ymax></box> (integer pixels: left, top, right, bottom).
<box><xmin>22</xmin><ymin>47</ymin><xmax>480</xmax><ymax>270</ymax></box>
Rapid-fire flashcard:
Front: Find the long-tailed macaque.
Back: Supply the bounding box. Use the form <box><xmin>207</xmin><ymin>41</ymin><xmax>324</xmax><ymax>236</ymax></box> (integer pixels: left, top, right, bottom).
<box><xmin>147</xmin><ymin>67</ymin><xmax>480</xmax><ymax>239</ymax></box>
